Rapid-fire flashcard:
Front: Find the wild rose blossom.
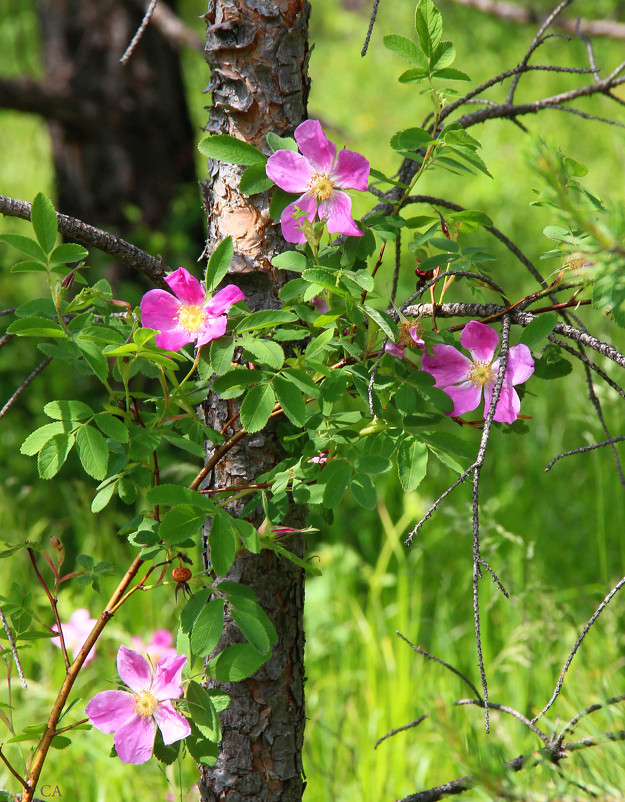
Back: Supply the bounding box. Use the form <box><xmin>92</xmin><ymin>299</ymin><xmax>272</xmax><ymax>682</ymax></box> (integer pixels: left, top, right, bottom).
<box><xmin>51</xmin><ymin>608</ymin><xmax>97</xmax><ymax>665</ymax></box>
<box><xmin>265</xmin><ymin>120</ymin><xmax>370</xmax><ymax>244</ymax></box>
<box><xmin>311</xmin><ymin>296</ymin><xmax>330</xmax><ymax>315</ymax></box>
<box><xmin>384</xmin><ymin>323</ymin><xmax>425</xmax><ymax>360</ymax></box>
<box><xmin>420</xmin><ymin>320</ymin><xmax>534</xmax><ymax>424</ymax></box>
<box><xmin>140</xmin><ymin>266</ymin><xmax>244</xmax><ymax>352</ymax></box>
<box><xmin>131</xmin><ymin>630</ymin><xmax>178</xmax><ymax>664</ymax></box>
<box><xmin>85</xmin><ymin>645</ymin><xmax>190</xmax><ymax>764</ymax></box>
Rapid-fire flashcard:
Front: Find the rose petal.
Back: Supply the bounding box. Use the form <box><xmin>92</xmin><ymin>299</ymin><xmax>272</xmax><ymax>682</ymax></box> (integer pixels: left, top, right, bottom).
<box><xmin>196</xmin><ymin>315</ymin><xmax>228</xmax><ymax>348</ymax></box>
<box><xmin>165</xmin><ymin>267</ymin><xmax>205</xmax><ymax>307</ymax></box>
<box><xmin>319</xmin><ymin>191</ymin><xmax>362</xmax><ymax>237</ymax></box>
<box><xmin>140</xmin><ymin>290</ymin><xmax>182</xmax><ymax>332</ymax></box>
<box><xmin>151</xmin><ymin>654</ymin><xmax>187</xmax><ymax>701</ymax></box>
<box><xmin>421</xmin><ymin>345</ymin><xmax>472</xmax><ymax>387</ymax></box>
<box><xmin>504</xmin><ymin>344</ymin><xmax>534</xmax><ymax>385</ymax></box>
<box><xmin>266</xmin><ymin>150</ymin><xmax>314</xmax><ymax>193</ymax></box>
<box><xmin>114</xmin><ymin>714</ymin><xmax>156</xmax><ymax>764</ymax></box>
<box><xmin>385</xmin><ymin>342</ymin><xmax>405</xmax><ymax>359</ymax></box>
<box><xmin>445</xmin><ymin>381</ymin><xmax>484</xmax><ymax>417</ymax></box>
<box><xmin>280</xmin><ymin>194</ymin><xmax>318</xmax><ymax>244</ymax></box>
<box><xmin>332</xmin><ymin>149</ymin><xmax>370</xmax><ymax>191</ymax></box>
<box><xmin>86</xmin><ymin>690</ymin><xmax>134</xmax><ymax>734</ymax></box>
<box><xmin>154</xmin><ymin>326</ymin><xmax>194</xmax><ymax>352</ymax></box>
<box><xmin>460</xmin><ymin>321</ymin><xmax>499</xmax><ymax>362</ymax></box>
<box><xmin>294</xmin><ymin>120</ymin><xmax>336</xmax><ymax>172</ymax></box>
<box><xmin>484</xmin><ymin>381</ymin><xmax>521</xmax><ymax>424</ymax></box>
<box><xmin>203</xmin><ymin>285</ymin><xmax>245</xmax><ymax>316</ymax></box>
<box><xmin>154</xmin><ymin>700</ymin><xmax>191</xmax><ymax>745</ymax></box>
<box><xmin>117</xmin><ymin>645</ymin><xmax>152</xmax><ymax>692</ymax></box>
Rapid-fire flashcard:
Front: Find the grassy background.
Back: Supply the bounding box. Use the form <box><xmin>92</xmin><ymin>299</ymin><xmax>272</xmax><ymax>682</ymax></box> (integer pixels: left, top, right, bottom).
<box><xmin>2</xmin><ymin>0</ymin><xmax>625</xmax><ymax>799</ymax></box>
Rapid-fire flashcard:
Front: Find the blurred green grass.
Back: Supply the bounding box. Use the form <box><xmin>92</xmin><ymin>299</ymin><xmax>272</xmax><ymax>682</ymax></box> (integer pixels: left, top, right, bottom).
<box><xmin>2</xmin><ymin>0</ymin><xmax>625</xmax><ymax>799</ymax></box>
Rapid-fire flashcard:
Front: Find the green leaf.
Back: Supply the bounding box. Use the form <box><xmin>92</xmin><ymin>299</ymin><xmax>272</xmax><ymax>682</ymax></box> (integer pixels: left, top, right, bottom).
<box><xmin>21</xmin><ymin>421</ymin><xmax>71</xmax><ymax>456</ymax></box>
<box><xmin>161</xmin><ymin>430</ymin><xmax>207</xmax><ymax>459</ymax></box>
<box><xmin>198</xmin><ymin>134</ymin><xmax>266</xmax><ymax>166</ymax></box>
<box><xmin>209</xmin><ymin>336</ymin><xmax>235</xmax><ymax>375</ymax></box>
<box><xmin>305</xmin><ymin>327</ymin><xmax>335</xmax><ymax>358</ymax></box>
<box><xmin>398</xmin><ymin>68</ymin><xmax>429</xmax><ymax>84</ymax></box>
<box><xmin>240</xmin><ymin>383</ymin><xmax>276</xmax><ymax>433</ymax></box>
<box><xmin>383</xmin><ymin>33</ymin><xmax>427</xmax><ymax>67</ymax></box>
<box><xmin>281</xmin><ymin>368</ymin><xmax>320</xmax><ymax>397</ymax></box>
<box><xmin>231</xmin><ymin>599</ymin><xmax>276</xmax><ymax>655</ymax></box>
<box><xmin>75</xmin><ymin>338</ymin><xmax>109</xmax><ymax>382</ymax></box>
<box><xmin>159</xmin><ymin>506</ymin><xmax>205</xmax><ymax>545</ymax></box>
<box><xmin>430</xmin><ymin>40</ymin><xmax>455</xmax><ymax>71</ymax></box>
<box><xmin>91</xmin><ymin>482</ymin><xmax>117</xmax><ymax>513</ymax></box>
<box><xmin>205</xmin><ymin>237</ymin><xmax>234</xmax><ymax>290</ymax></box>
<box><xmin>190</xmin><ymin>600</ymin><xmax>225</xmax><ymax>657</ymax></box>
<box><xmin>8</xmin><ymin>317</ymin><xmax>65</xmax><ymax>338</ymax></box>
<box><xmin>447</xmin><ymin>210</ymin><xmax>492</xmax><ymax>228</ymax></box>
<box><xmin>212</xmin><ymin>368</ymin><xmax>257</xmax><ymax>398</ymax></box>
<box><xmin>0</xmin><ymin>233</ymin><xmax>47</xmax><ymax>262</ymax></box>
<box><xmin>239</xmin><ymin>162</ymin><xmax>274</xmax><ymax>195</ymax></box>
<box><xmin>235</xmin><ymin>310</ymin><xmax>297</xmax><ymax>333</ymax></box>
<box><xmin>181</xmin><ymin>589</ymin><xmax>211</xmax><ymax>633</ymax></box>
<box><xmin>10</xmin><ymin>259</ymin><xmax>47</xmax><ymax>273</ymax></box>
<box><xmin>433</xmin><ymin>67</ymin><xmax>471</xmax><ymax>81</ymax></box>
<box><xmin>320</xmin><ymin>459</ymin><xmax>353</xmax><ymax>508</ymax></box>
<box><xmin>273</xmin><ymin>375</ymin><xmax>307</xmax><ymax>427</ymax></box>
<box><xmin>206</xmin><ymin>643</ymin><xmax>268</xmax><ymax>681</ymax></box>
<box><xmin>363</xmin><ymin>305</ymin><xmax>398</xmax><ymax>340</ymax></box>
<box><xmin>38</xmin><ymin>433</ymin><xmax>74</xmax><ymax>479</ymax></box>
<box><xmin>231</xmin><ymin>517</ymin><xmax>260</xmax><ymax>554</ymax></box>
<box><xmin>49</xmin><ymin>243</ymin><xmax>88</xmax><ymax>264</ymax></box>
<box><xmin>44</xmin><ymin>400</ymin><xmax>93</xmax><ymax>421</ymax></box>
<box><xmin>94</xmin><ymin>412</ymin><xmax>129</xmax><ymax>443</ymax></box>
<box><xmin>271</xmin><ymin>250</ymin><xmax>308</xmax><ymax>273</ymax></box>
<box><xmin>354</xmin><ymin>454</ymin><xmax>391</xmax><ymax>474</ymax></box>
<box><xmin>240</xmin><ymin>336</ymin><xmax>284</xmax><ymax>370</ymax></box>
<box><xmin>186</xmin><ymin>681</ymin><xmax>221</xmax><ymax>741</ymax></box>
<box><xmin>397</xmin><ymin>436</ymin><xmax>428</xmax><ymax>492</ymax></box>
<box><xmin>519</xmin><ymin>312</ymin><xmax>557</xmax><ymax>348</ymax></box>
<box><xmin>267</xmin><ymin>132</ymin><xmax>298</xmax><ymax>153</ymax></box>
<box><xmin>128</xmin><ymin>427</ymin><xmax>161</xmax><ymax>461</ymax></box>
<box><xmin>533</xmin><ymin>344</ymin><xmax>572</xmax><ymax>380</ymax></box>
<box><xmin>76</xmin><ymin>425</ymin><xmax>109</xmax><ymax>480</ymax></box>
<box><xmin>209</xmin><ymin>514</ymin><xmax>237</xmax><ymax>576</ymax></box>
<box><xmin>351</xmin><ymin>471</ymin><xmax>377</xmax><ymax>509</ymax></box>
<box><xmin>31</xmin><ymin>193</ymin><xmax>58</xmax><ymax>254</ymax></box>
<box><xmin>146</xmin><ymin>484</ymin><xmax>215</xmax><ymax>511</ymax></box>
<box><xmin>415</xmin><ymin>0</ymin><xmax>443</xmax><ymax>60</ymax></box>
<box><xmin>269</xmin><ymin>187</ymin><xmax>299</xmax><ymax>220</ymax></box>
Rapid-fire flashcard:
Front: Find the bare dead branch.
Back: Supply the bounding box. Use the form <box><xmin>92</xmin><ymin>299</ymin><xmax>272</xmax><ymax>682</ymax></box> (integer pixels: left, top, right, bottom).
<box><xmin>0</xmin><ymin>358</ymin><xmax>52</xmax><ymax>421</ymax></box>
<box><xmin>533</xmin><ymin>574</ymin><xmax>625</xmax><ymax>723</ymax></box>
<box><xmin>547</xmin><ymin>334</ymin><xmax>625</xmax><ymax>400</ymax></box>
<box><xmin>558</xmin><ymin>694</ymin><xmax>625</xmax><ymax>743</ymax></box>
<box><xmin>0</xmin><ymin>606</ymin><xmax>26</xmax><ymax>690</ymax></box>
<box><xmin>546</xmin><ymin>435</ymin><xmax>625</xmax><ymax>472</ymax></box>
<box><xmin>375</xmin><ymin>715</ymin><xmax>428</xmax><ymax>749</ymax></box>
<box><xmin>444</xmin><ymin>0</ymin><xmax>625</xmax><ymax>41</ymax></box>
<box><xmin>0</xmin><ymin>194</ymin><xmax>168</xmax><ymax>286</ymax></box>
<box><xmin>120</xmin><ymin>0</ymin><xmax>159</xmax><ymax>64</ymax></box>
<box><xmin>455</xmin><ymin>698</ymin><xmax>548</xmax><ymax>743</ymax></box>
<box><xmin>580</xmin><ymin>359</ymin><xmax>625</xmax><ymax>486</ymax></box>
<box><xmin>146</xmin><ymin>0</ymin><xmax>203</xmax><ymax>50</ymax></box>
<box><xmin>361</xmin><ymin>0</ymin><xmax>381</xmax><ymax>57</ymax></box>
<box><xmin>0</xmin><ymin>308</ymin><xmax>17</xmax><ymax>317</ymax></box>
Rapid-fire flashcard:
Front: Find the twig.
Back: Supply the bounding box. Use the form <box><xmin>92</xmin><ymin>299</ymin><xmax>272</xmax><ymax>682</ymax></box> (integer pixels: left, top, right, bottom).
<box><xmin>0</xmin><ymin>358</ymin><xmax>52</xmax><ymax>420</ymax></box>
<box><xmin>548</xmin><ymin>333</ymin><xmax>625</xmax><ymax>400</ymax></box>
<box><xmin>390</xmin><ymin>229</ymin><xmax>401</xmax><ymax>306</ymax></box>
<box><xmin>361</xmin><ymin>0</ymin><xmax>381</xmax><ymax>57</ymax></box>
<box><xmin>0</xmin><ymin>194</ymin><xmax>168</xmax><ymax>286</ymax></box>
<box><xmin>0</xmin><ymin>745</ymin><xmax>29</xmax><ymax>791</ymax></box>
<box><xmin>455</xmin><ymin>698</ymin><xmax>548</xmax><ymax>743</ymax></box>
<box><xmin>558</xmin><ymin>694</ymin><xmax>625</xmax><ymax>743</ymax></box>
<box><xmin>0</xmin><ymin>606</ymin><xmax>26</xmax><ymax>690</ymax></box>
<box><xmin>405</xmin><ymin>463</ymin><xmax>476</xmax><ymax>546</ymax></box>
<box><xmin>546</xmin><ymin>435</ymin><xmax>625</xmax><ymax>472</ymax></box>
<box><xmin>375</xmin><ymin>716</ymin><xmax>427</xmax><ymax>749</ymax></box>
<box><xmin>532</xmin><ymin>574</ymin><xmax>625</xmax><ymax>723</ymax></box>
<box><xmin>580</xmin><ymin>358</ymin><xmax>625</xmax><ymax>487</ymax></box>
<box><xmin>120</xmin><ymin>0</ymin><xmax>159</xmax><ymax>64</ymax></box>
<box><xmin>27</xmin><ymin>549</ymin><xmax>70</xmax><ymax>671</ymax></box>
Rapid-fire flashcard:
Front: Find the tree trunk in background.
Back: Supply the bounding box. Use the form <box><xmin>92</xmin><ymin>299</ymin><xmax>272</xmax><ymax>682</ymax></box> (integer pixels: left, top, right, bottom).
<box><xmin>35</xmin><ymin>0</ymin><xmax>196</xmax><ymax>232</ymax></box>
<box><xmin>199</xmin><ymin>1</ymin><xmax>310</xmax><ymax>800</ymax></box>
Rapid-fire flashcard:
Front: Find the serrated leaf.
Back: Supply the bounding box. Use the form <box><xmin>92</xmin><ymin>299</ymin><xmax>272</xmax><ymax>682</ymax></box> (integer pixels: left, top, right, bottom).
<box><xmin>271</xmin><ymin>250</ymin><xmax>308</xmax><ymax>272</ymax></box>
<box><xmin>319</xmin><ymin>459</ymin><xmax>353</xmax><ymax>508</ymax></box>
<box><xmin>44</xmin><ymin>400</ymin><xmax>93</xmax><ymax>421</ymax></box>
<box><xmin>38</xmin><ymin>433</ymin><xmax>74</xmax><ymax>479</ymax></box>
<box><xmin>240</xmin><ymin>336</ymin><xmax>284</xmax><ymax>370</ymax></box>
<box><xmin>397</xmin><ymin>437</ymin><xmax>428</xmax><ymax>492</ymax></box>
<box><xmin>273</xmin><ymin>375</ymin><xmax>307</xmax><ymax>427</ymax></box>
<box><xmin>75</xmin><ymin>338</ymin><xmax>109</xmax><ymax>382</ymax></box>
<box><xmin>21</xmin><ymin>421</ymin><xmax>71</xmax><ymax>456</ymax></box>
<box><xmin>415</xmin><ymin>0</ymin><xmax>443</xmax><ymax>60</ymax></box>
<box><xmin>398</xmin><ymin>68</ymin><xmax>429</xmax><ymax>84</ymax></box>
<box><xmin>209</xmin><ymin>514</ymin><xmax>237</xmax><ymax>576</ymax></box>
<box><xmin>91</xmin><ymin>482</ymin><xmax>117</xmax><ymax>513</ymax></box>
<box><xmin>363</xmin><ymin>305</ymin><xmax>398</xmax><ymax>340</ymax></box>
<box><xmin>433</xmin><ymin>67</ymin><xmax>471</xmax><ymax>81</ymax></box>
<box><xmin>231</xmin><ymin>607</ymin><xmax>271</xmax><ymax>654</ymax></box>
<box><xmin>240</xmin><ymin>383</ymin><xmax>276</xmax><ymax>433</ymax></box>
<box><xmin>266</xmin><ymin>132</ymin><xmax>298</xmax><ymax>152</ymax></box>
<box><xmin>231</xmin><ymin>517</ymin><xmax>260</xmax><ymax>554</ymax></box>
<box><xmin>209</xmin><ymin>336</ymin><xmax>235</xmax><ymax>375</ymax></box>
<box><xmin>239</xmin><ymin>162</ymin><xmax>274</xmax><ymax>195</ymax></box>
<box><xmin>190</xmin><ymin>601</ymin><xmax>225</xmax><ymax>657</ymax></box>
<box><xmin>10</xmin><ymin>259</ymin><xmax>47</xmax><ymax>273</ymax></box>
<box><xmin>147</xmin><ymin>484</ymin><xmax>215</xmax><ymax>511</ymax></box>
<box><xmin>383</xmin><ymin>33</ymin><xmax>427</xmax><ymax>67</ymax></box>
<box><xmin>354</xmin><ymin>454</ymin><xmax>391</xmax><ymax>474</ymax></box>
<box><xmin>430</xmin><ymin>40</ymin><xmax>455</xmax><ymax>71</ymax></box>
<box><xmin>181</xmin><ymin>589</ymin><xmax>211</xmax><ymax>633</ymax></box>
<box><xmin>186</xmin><ymin>681</ymin><xmax>221</xmax><ymax>741</ymax></box>
<box><xmin>391</xmin><ymin>127</ymin><xmax>436</xmax><ymax>153</ymax></box>
<box><xmin>198</xmin><ymin>135</ymin><xmax>266</xmax><ymax>166</ymax></box>
<box><xmin>31</xmin><ymin>193</ymin><xmax>58</xmax><ymax>254</ymax></box>
<box><xmin>520</xmin><ymin>313</ymin><xmax>557</xmax><ymax>348</ymax></box>
<box><xmin>205</xmin><ymin>236</ymin><xmax>233</xmax><ymax>290</ymax></box>
<box><xmin>94</xmin><ymin>412</ymin><xmax>129</xmax><ymax>443</ymax></box>
<box><xmin>8</xmin><ymin>317</ymin><xmax>65</xmax><ymax>338</ymax></box>
<box><xmin>76</xmin><ymin>425</ymin><xmax>109</xmax><ymax>480</ymax></box>
<box><xmin>206</xmin><ymin>643</ymin><xmax>268</xmax><ymax>681</ymax></box>
<box><xmin>50</xmin><ymin>243</ymin><xmax>89</xmax><ymax>264</ymax></box>
<box><xmin>351</xmin><ymin>471</ymin><xmax>377</xmax><ymax>509</ymax></box>
<box><xmin>235</xmin><ymin>310</ymin><xmax>297</xmax><ymax>333</ymax></box>
<box><xmin>159</xmin><ymin>506</ymin><xmax>205</xmax><ymax>545</ymax></box>
<box><xmin>0</xmin><ymin>233</ymin><xmax>47</xmax><ymax>262</ymax></box>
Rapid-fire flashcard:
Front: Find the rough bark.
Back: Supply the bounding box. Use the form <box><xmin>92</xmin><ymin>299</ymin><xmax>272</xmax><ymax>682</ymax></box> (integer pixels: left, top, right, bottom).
<box><xmin>199</xmin><ymin>2</ymin><xmax>310</xmax><ymax>800</ymax></box>
<box><xmin>34</xmin><ymin>0</ymin><xmax>196</xmax><ymax>232</ymax></box>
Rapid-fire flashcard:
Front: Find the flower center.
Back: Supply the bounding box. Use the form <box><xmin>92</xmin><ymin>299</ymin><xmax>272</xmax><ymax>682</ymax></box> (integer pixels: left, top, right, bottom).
<box><xmin>176</xmin><ymin>304</ymin><xmax>206</xmax><ymax>334</ymax></box>
<box><xmin>468</xmin><ymin>360</ymin><xmax>495</xmax><ymax>387</ymax></box>
<box><xmin>308</xmin><ymin>172</ymin><xmax>334</xmax><ymax>201</ymax></box>
<box><xmin>132</xmin><ymin>689</ymin><xmax>157</xmax><ymax>718</ymax></box>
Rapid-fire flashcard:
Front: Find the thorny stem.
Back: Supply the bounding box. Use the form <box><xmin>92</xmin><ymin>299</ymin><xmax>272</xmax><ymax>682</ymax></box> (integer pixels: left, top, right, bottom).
<box><xmin>0</xmin><ymin>745</ymin><xmax>29</xmax><ymax>791</ymax></box>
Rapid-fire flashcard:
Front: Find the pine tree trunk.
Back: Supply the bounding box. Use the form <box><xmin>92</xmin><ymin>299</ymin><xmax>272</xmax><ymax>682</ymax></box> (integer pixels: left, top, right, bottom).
<box><xmin>199</xmin><ymin>2</ymin><xmax>310</xmax><ymax>800</ymax></box>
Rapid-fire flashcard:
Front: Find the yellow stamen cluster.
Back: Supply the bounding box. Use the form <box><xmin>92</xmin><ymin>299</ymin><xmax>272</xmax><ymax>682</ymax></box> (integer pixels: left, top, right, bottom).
<box><xmin>308</xmin><ymin>172</ymin><xmax>334</xmax><ymax>201</ymax></box>
<box><xmin>468</xmin><ymin>360</ymin><xmax>495</xmax><ymax>387</ymax></box>
<box><xmin>176</xmin><ymin>304</ymin><xmax>206</xmax><ymax>335</ymax></box>
<box><xmin>132</xmin><ymin>689</ymin><xmax>157</xmax><ymax>719</ymax></box>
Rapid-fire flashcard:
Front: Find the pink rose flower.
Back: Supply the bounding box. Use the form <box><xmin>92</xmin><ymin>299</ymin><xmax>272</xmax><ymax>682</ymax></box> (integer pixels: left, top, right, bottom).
<box><xmin>85</xmin><ymin>645</ymin><xmax>191</xmax><ymax>764</ymax></box>
<box><xmin>420</xmin><ymin>320</ymin><xmax>534</xmax><ymax>424</ymax></box>
<box><xmin>131</xmin><ymin>630</ymin><xmax>178</xmax><ymax>664</ymax></box>
<box><xmin>385</xmin><ymin>342</ymin><xmax>406</xmax><ymax>359</ymax></box>
<box><xmin>265</xmin><ymin>120</ymin><xmax>370</xmax><ymax>244</ymax></box>
<box><xmin>308</xmin><ymin>450</ymin><xmax>329</xmax><ymax>464</ymax></box>
<box><xmin>51</xmin><ymin>608</ymin><xmax>97</xmax><ymax>665</ymax></box>
<box><xmin>385</xmin><ymin>324</ymin><xmax>425</xmax><ymax>360</ymax></box>
<box><xmin>140</xmin><ymin>266</ymin><xmax>245</xmax><ymax>352</ymax></box>
<box><xmin>311</xmin><ymin>296</ymin><xmax>330</xmax><ymax>315</ymax></box>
